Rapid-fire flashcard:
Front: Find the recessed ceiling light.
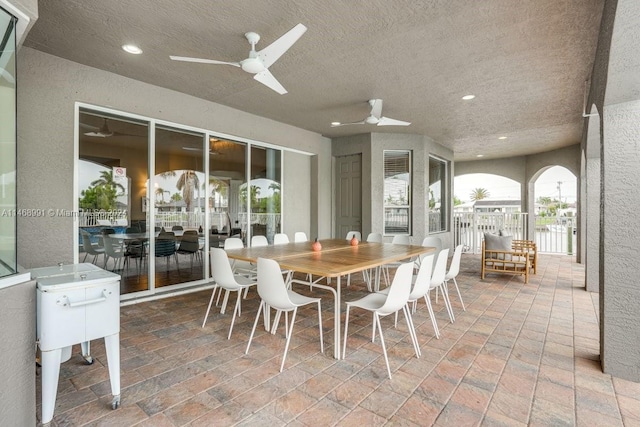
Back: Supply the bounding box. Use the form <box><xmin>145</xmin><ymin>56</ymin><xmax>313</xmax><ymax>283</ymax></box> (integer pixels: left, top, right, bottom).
<box><xmin>476</xmin><ymin>154</ymin><xmax>484</xmax><ymax>157</ymax></box>
<box><xmin>122</xmin><ymin>44</ymin><xmax>143</xmax><ymax>54</ymax></box>
<box><xmin>498</xmin><ymin>136</ymin><xmax>507</xmax><ymax>140</ymax></box>
<box><xmin>462</xmin><ymin>94</ymin><xmax>475</xmax><ymax>100</ymax></box>
<box><xmin>331</xmin><ymin>121</ymin><xmax>341</xmax><ymax>126</ymax></box>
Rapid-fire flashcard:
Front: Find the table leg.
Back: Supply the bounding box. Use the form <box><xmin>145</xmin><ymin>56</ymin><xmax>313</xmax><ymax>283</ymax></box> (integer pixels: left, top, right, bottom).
<box><xmin>335</xmin><ymin>276</ymin><xmax>341</xmax><ymax>359</ymax></box>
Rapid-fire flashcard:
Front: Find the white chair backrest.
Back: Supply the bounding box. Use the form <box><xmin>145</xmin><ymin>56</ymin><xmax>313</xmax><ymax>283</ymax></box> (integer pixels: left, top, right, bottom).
<box><xmin>345</xmin><ymin>231</ymin><xmax>362</xmax><ymax>241</ymax></box>
<box><xmin>294</xmin><ymin>232</ymin><xmax>308</xmax><ymax>242</ymax></box>
<box><xmin>421</xmin><ymin>236</ymin><xmax>442</xmax><ymax>266</ymax></box>
<box><xmin>224</xmin><ymin>237</ymin><xmax>244</xmax><ymax>250</ymax></box>
<box><xmin>257</xmin><ymin>258</ymin><xmax>293</xmax><ymax>309</ymax></box>
<box><xmin>251</xmin><ymin>235</ymin><xmax>269</xmax><ymax>247</ymax></box>
<box><xmin>391</xmin><ymin>235</ymin><xmax>411</xmax><ymax>245</ymax></box>
<box><xmin>273</xmin><ymin>233</ymin><xmax>290</xmax><ymax>245</ymax></box>
<box><xmin>446</xmin><ymin>245</ymin><xmax>464</xmax><ymax>279</ymax></box>
<box><xmin>378</xmin><ymin>262</ymin><xmax>414</xmax><ymax>315</ymax></box>
<box><xmin>366</xmin><ymin>232</ymin><xmax>382</xmax><ymax>243</ymax></box>
<box><xmin>410</xmin><ymin>254</ymin><xmax>434</xmax><ymax>300</ymax></box>
<box><xmin>430</xmin><ymin>248</ymin><xmax>450</xmax><ymax>289</ymax></box>
<box><xmin>211</xmin><ymin>247</ymin><xmax>240</xmax><ymax>288</ymax></box>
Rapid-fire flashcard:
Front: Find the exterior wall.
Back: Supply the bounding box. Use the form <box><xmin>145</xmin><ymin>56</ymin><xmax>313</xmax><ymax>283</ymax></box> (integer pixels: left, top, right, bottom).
<box><xmin>0</xmin><ymin>279</ymin><xmax>36</xmax><ymax>426</ymax></box>
<box><xmin>600</xmin><ymin>99</ymin><xmax>640</xmax><ymax>381</ymax></box>
<box><xmin>588</xmin><ymin>0</ymin><xmax>640</xmax><ymax>381</ymax></box>
<box><xmin>282</xmin><ymin>151</ymin><xmax>311</xmax><ymax>238</ymax></box>
<box><xmin>332</xmin><ymin>132</ymin><xmax>454</xmax><ymax>248</ymax></box>
<box><xmin>17</xmin><ymin>48</ymin><xmax>332</xmax><ymax>268</ymax></box>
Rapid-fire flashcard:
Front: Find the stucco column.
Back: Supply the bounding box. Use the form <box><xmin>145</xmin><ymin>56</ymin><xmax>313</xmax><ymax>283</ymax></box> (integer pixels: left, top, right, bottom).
<box><xmin>600</xmin><ymin>100</ymin><xmax>640</xmax><ymax>381</ymax></box>
<box><xmin>585</xmin><ymin>156</ymin><xmax>600</xmax><ymax>293</ymax></box>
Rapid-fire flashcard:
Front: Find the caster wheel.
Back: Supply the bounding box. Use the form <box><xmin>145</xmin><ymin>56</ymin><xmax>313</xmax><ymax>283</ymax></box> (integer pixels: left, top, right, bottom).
<box><xmin>111</xmin><ymin>395</ymin><xmax>121</xmax><ymax>410</ymax></box>
<box><xmin>83</xmin><ymin>355</ymin><xmax>94</xmax><ymax>365</ymax></box>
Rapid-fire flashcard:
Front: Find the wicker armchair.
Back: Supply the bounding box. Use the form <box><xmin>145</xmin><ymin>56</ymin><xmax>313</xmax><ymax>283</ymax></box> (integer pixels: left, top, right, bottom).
<box><xmin>481</xmin><ymin>237</ymin><xmax>535</xmax><ymax>283</ymax></box>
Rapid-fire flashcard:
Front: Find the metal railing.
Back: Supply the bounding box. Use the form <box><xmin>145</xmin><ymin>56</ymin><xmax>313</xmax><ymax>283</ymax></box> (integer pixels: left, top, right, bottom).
<box><xmin>453</xmin><ymin>212</ymin><xmax>528</xmax><ymax>253</ymax></box>
<box><xmin>453</xmin><ymin>211</ymin><xmax>576</xmax><ymax>254</ymax></box>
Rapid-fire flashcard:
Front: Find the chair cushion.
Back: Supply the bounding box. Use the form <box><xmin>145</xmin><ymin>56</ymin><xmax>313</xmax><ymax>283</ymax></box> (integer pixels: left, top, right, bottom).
<box><xmin>484</xmin><ymin>233</ymin><xmax>512</xmax><ymax>259</ymax></box>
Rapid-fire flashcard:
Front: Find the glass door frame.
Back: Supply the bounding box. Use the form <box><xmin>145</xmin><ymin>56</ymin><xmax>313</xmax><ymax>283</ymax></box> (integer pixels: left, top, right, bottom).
<box><xmin>74</xmin><ymin>102</ymin><xmax>288</xmax><ymax>301</ymax></box>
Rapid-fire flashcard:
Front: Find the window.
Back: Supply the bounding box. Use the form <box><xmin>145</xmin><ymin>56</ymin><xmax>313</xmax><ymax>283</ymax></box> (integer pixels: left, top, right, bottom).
<box><xmin>429</xmin><ymin>155</ymin><xmax>448</xmax><ymax>233</ymax></box>
<box><xmin>0</xmin><ymin>9</ymin><xmax>17</xmax><ymax>278</ymax></box>
<box><xmin>383</xmin><ymin>150</ymin><xmax>411</xmax><ymax>235</ymax></box>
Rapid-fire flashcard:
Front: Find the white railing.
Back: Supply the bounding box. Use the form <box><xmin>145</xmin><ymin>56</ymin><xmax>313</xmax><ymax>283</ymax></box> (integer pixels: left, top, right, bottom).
<box><xmin>453</xmin><ymin>212</ymin><xmax>528</xmax><ymax>253</ymax></box>
<box><xmin>534</xmin><ymin>216</ymin><xmax>576</xmax><ymax>254</ymax></box>
<box><xmin>453</xmin><ymin>211</ymin><xmax>576</xmax><ymax>255</ymax></box>
<box><xmin>154</xmin><ymin>212</ymin><xmax>228</xmax><ymax>231</ymax></box>
<box><xmin>78</xmin><ymin>210</ymin><xmax>128</xmax><ymax>227</ymax></box>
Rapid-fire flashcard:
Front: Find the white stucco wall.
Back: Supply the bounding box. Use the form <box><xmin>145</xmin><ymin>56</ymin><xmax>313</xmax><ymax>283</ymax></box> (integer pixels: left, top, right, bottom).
<box><xmin>16</xmin><ymin>48</ymin><xmax>332</xmax><ymax>268</ymax></box>
<box><xmin>332</xmin><ymin>132</ymin><xmax>454</xmax><ymax>247</ymax></box>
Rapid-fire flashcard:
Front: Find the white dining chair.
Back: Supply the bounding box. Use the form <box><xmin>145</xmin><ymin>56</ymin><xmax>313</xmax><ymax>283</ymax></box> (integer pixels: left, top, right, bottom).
<box><xmin>443</xmin><ymin>244</ymin><xmax>466</xmax><ymax>311</ymax></box>
<box><xmin>246</xmin><ymin>258</ymin><xmax>323</xmax><ymax>372</ymax></box>
<box><xmin>203</xmin><ymin>248</ymin><xmax>257</xmax><ymax>339</ymax></box>
<box><xmin>430</xmin><ymin>248</ymin><xmax>455</xmax><ymax>323</ymax></box>
<box><xmin>273</xmin><ymin>233</ymin><xmax>290</xmax><ymax>245</ymax></box>
<box><xmin>343</xmin><ymin>262</ymin><xmax>418</xmax><ymax>379</ymax></box>
<box><xmin>293</xmin><ymin>232</ymin><xmax>308</xmax><ymax>242</ymax></box>
<box><xmin>251</xmin><ymin>235</ymin><xmax>269</xmax><ymax>247</ymax></box>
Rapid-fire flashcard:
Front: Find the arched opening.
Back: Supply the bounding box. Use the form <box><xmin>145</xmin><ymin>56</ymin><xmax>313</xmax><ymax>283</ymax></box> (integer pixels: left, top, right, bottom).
<box><xmin>532</xmin><ymin>166</ymin><xmax>578</xmax><ymax>254</ymax></box>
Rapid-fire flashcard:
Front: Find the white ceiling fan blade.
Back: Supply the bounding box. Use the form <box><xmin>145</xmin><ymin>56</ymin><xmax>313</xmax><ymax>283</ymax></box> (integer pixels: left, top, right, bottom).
<box><xmin>254</xmin><ymin>69</ymin><xmax>287</xmax><ymax>94</ymax></box>
<box><xmin>331</xmin><ymin>121</ymin><xmax>366</xmax><ymax>127</ymax></box>
<box><xmin>257</xmin><ymin>23</ymin><xmax>307</xmax><ymax>68</ymax></box>
<box><xmin>170</xmin><ymin>55</ymin><xmax>240</xmax><ymax>67</ymax></box>
<box><xmin>377</xmin><ymin>116</ymin><xmax>411</xmax><ymax>126</ymax></box>
<box><xmin>370</xmin><ymin>99</ymin><xmax>383</xmax><ymax>119</ymax></box>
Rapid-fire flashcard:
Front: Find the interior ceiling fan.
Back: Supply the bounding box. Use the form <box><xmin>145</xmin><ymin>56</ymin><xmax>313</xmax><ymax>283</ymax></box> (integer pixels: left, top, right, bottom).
<box><xmin>182</xmin><ymin>138</ymin><xmax>232</xmax><ymax>155</ymax></box>
<box><xmin>331</xmin><ymin>99</ymin><xmax>411</xmax><ymax>127</ymax></box>
<box><xmin>170</xmin><ymin>23</ymin><xmax>307</xmax><ymax>95</ymax></box>
<box><xmin>82</xmin><ymin>118</ymin><xmax>139</xmax><ymax>138</ymax></box>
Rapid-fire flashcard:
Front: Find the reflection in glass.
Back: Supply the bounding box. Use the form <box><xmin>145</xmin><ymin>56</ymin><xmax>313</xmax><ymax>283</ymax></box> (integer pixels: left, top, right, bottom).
<box><xmin>78</xmin><ymin>110</ymin><xmax>149</xmax><ymax>293</ymax></box>
<box><xmin>0</xmin><ymin>9</ymin><xmax>16</xmax><ymax>278</ymax></box>
<box><xmin>429</xmin><ymin>155</ymin><xmax>449</xmax><ymax>233</ymax></box>
<box><xmin>154</xmin><ymin>126</ymin><xmax>205</xmax><ymax>287</ymax></box>
<box><xmin>247</xmin><ymin>146</ymin><xmax>281</xmax><ymax>243</ymax></box>
<box><xmin>383</xmin><ymin>150</ymin><xmax>411</xmax><ymax>235</ymax></box>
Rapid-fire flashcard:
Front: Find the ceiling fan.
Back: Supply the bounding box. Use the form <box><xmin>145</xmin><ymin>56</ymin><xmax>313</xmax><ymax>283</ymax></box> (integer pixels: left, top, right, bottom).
<box><xmin>331</xmin><ymin>99</ymin><xmax>411</xmax><ymax>127</ymax></box>
<box><xmin>83</xmin><ymin>118</ymin><xmax>140</xmax><ymax>138</ymax></box>
<box><xmin>182</xmin><ymin>138</ymin><xmax>231</xmax><ymax>155</ymax></box>
<box><xmin>170</xmin><ymin>23</ymin><xmax>307</xmax><ymax>95</ymax></box>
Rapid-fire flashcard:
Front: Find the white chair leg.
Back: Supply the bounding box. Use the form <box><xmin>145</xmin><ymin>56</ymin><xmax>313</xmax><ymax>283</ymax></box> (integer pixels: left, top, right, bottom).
<box><xmin>227</xmin><ymin>291</ymin><xmax>242</xmax><ymax>340</ymax></box>
<box><xmin>342</xmin><ymin>306</ymin><xmax>352</xmax><ymax>359</ymax></box>
<box><xmin>402</xmin><ymin>305</ymin><xmax>421</xmax><ymax>358</ymax></box>
<box><xmin>220</xmin><ymin>289</ymin><xmax>230</xmax><ymax>314</ymax></box>
<box><xmin>452</xmin><ymin>277</ymin><xmax>466</xmax><ymax>311</ymax></box>
<box><xmin>202</xmin><ymin>285</ymin><xmax>219</xmax><ymax>328</ymax></box>
<box><xmin>424</xmin><ymin>294</ymin><xmax>440</xmax><ymax>339</ymax></box>
<box><xmin>280</xmin><ymin>308</ymin><xmax>298</xmax><ymax>372</ymax></box>
<box><xmin>441</xmin><ymin>285</ymin><xmax>456</xmax><ymax>323</ymax></box>
<box><xmin>246</xmin><ymin>301</ymin><xmax>264</xmax><ymax>354</ymax></box>
<box><xmin>374</xmin><ymin>313</ymin><xmax>392</xmax><ymax>379</ymax></box>
<box><xmin>316</xmin><ymin>301</ymin><xmax>324</xmax><ymax>353</ymax></box>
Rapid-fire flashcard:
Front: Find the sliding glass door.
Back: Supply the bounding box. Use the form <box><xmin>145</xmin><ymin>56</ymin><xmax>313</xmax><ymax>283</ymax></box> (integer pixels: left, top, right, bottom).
<box><xmin>77</xmin><ymin>105</ymin><xmax>282</xmax><ymax>299</ymax></box>
<box><xmin>0</xmin><ymin>7</ymin><xmax>16</xmax><ymax>278</ymax></box>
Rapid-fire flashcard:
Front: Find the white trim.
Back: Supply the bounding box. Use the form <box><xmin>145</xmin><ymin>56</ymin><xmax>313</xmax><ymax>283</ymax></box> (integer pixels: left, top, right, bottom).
<box><xmin>0</xmin><ymin>271</ymin><xmax>31</xmax><ymax>290</ymax></box>
<box><xmin>0</xmin><ymin>0</ymin><xmax>30</xmax><ymax>47</ymax></box>
<box><xmin>74</xmin><ymin>102</ymin><xmax>313</xmax><ymax>156</ymax></box>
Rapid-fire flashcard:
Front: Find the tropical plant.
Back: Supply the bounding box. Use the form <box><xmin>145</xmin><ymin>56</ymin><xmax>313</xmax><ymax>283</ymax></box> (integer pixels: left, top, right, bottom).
<box><xmin>155</xmin><ymin>187</ymin><xmax>168</xmax><ymax>203</ymax></box>
<box><xmin>91</xmin><ymin>170</ymin><xmax>125</xmax><ymax>196</ymax></box>
<box><xmin>453</xmin><ymin>195</ymin><xmax>463</xmax><ymax>206</ymax></box>
<box><xmin>79</xmin><ymin>184</ymin><xmax>118</xmax><ymax>210</ymax></box>
<box><xmin>176</xmin><ymin>170</ymin><xmax>200</xmax><ymax>212</ymax></box>
<box><xmin>470</xmin><ymin>187</ymin><xmax>490</xmax><ymax>201</ymax></box>
<box><xmin>170</xmin><ymin>192</ymin><xmax>182</xmax><ymax>202</ymax></box>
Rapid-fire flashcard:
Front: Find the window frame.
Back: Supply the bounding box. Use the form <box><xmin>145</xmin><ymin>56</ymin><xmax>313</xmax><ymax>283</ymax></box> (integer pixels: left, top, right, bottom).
<box><xmin>383</xmin><ymin>150</ymin><xmax>412</xmax><ymax>236</ymax></box>
<box><xmin>428</xmin><ymin>154</ymin><xmax>449</xmax><ymax>233</ymax></box>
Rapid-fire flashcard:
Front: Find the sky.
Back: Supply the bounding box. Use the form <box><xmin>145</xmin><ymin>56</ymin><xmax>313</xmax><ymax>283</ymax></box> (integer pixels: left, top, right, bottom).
<box><xmin>454</xmin><ymin>166</ymin><xmax>577</xmax><ymax>203</ymax></box>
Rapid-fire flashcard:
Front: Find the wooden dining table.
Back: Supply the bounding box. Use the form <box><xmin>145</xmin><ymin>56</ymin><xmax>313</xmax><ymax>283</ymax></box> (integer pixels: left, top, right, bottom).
<box><xmin>225</xmin><ymin>238</ymin><xmax>435</xmax><ymax>359</ymax></box>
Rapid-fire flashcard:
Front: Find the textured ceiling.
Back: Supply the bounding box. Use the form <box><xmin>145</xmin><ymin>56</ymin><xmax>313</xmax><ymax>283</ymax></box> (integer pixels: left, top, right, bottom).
<box><xmin>24</xmin><ymin>0</ymin><xmax>604</xmax><ymax>161</ymax></box>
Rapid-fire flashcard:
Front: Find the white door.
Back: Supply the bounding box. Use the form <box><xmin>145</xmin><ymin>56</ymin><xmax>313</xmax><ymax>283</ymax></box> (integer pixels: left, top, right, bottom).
<box><xmin>335</xmin><ymin>154</ymin><xmax>362</xmax><ymax>238</ymax></box>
